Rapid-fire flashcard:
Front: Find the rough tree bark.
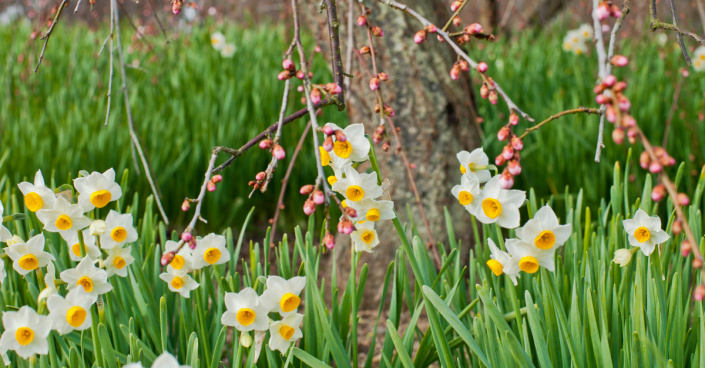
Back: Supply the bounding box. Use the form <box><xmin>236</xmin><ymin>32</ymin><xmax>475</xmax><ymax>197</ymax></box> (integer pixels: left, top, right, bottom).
<box><xmin>327</xmin><ymin>0</ymin><xmax>483</xmax><ymax>309</ymax></box>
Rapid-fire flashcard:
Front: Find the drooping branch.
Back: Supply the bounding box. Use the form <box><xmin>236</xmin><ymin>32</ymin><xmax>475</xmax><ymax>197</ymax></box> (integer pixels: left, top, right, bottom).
<box><xmin>35</xmin><ymin>0</ymin><xmax>69</xmax><ymax>73</ymax></box>
<box><xmin>518</xmin><ymin>107</ymin><xmax>602</xmax><ymax>140</ymax></box>
<box><xmin>649</xmin><ymin>0</ymin><xmax>705</xmax><ymax>51</ymax></box>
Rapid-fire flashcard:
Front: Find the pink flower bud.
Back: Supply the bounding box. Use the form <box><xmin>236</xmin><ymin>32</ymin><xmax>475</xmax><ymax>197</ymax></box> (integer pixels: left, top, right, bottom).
<box><xmin>437</xmin><ymin>34</ymin><xmax>445</xmax><ymax>43</ymax></box>
<box><xmin>414</xmin><ymin>30</ymin><xmax>426</xmax><ymax>44</ymax></box>
<box><xmin>610</xmin><ymin>4</ymin><xmax>621</xmax><ymax>18</ymax></box>
<box><xmin>480</xmin><ymin>84</ymin><xmax>489</xmax><ymax>99</ymax></box>
<box><xmin>499</xmin><ymin>171</ymin><xmax>514</xmax><ymax>189</ymax></box>
<box><xmin>497</xmin><ymin>126</ymin><xmax>510</xmax><ymax>141</ymax></box>
<box><xmin>457</xmin><ymin>60</ymin><xmax>469</xmax><ymax>72</ymax></box>
<box><xmin>651</xmin><ymin>184</ymin><xmax>666</xmax><ymax>202</ymax></box>
<box><xmin>426</xmin><ymin>24</ymin><xmax>437</xmax><ymax>33</ymax></box>
<box><xmin>477</xmin><ymin>62</ymin><xmax>488</xmax><ymax>73</ymax></box>
<box><xmin>617</xmin><ymin>96</ymin><xmax>631</xmax><ymax>112</ymax></box>
<box><xmin>594</xmin><ymin>84</ymin><xmax>605</xmax><ymax>94</ymax></box>
<box><xmin>211</xmin><ymin>174</ymin><xmax>223</xmax><ymax>183</ymax></box>
<box><xmin>296</xmin><ymin>70</ymin><xmax>305</xmax><ymax>79</ymax></box>
<box><xmin>622</xmin><ymin>115</ymin><xmax>636</xmax><ymax>127</ymax></box>
<box><xmin>488</xmin><ymin>90</ymin><xmax>498</xmax><ymax>105</ymax></box>
<box><xmin>207</xmin><ymin>181</ymin><xmax>216</xmax><ymax>192</ymax></box>
<box><xmin>378</xmin><ymin>72</ymin><xmax>389</xmax><ymax>81</ymax></box>
<box><xmin>677</xmin><ymin>193</ymin><xmax>690</xmax><ymax>206</ymax></box>
<box><xmin>324</xmin><ymin>232</ymin><xmax>336</xmax><ymax>249</ymax></box>
<box><xmin>181</xmin><ymin>200</ymin><xmax>191</xmax><ymax>212</ymax></box>
<box><xmin>649</xmin><ymin>162</ymin><xmax>662</xmax><ymax>173</ymax></box>
<box><xmin>322</xmin><ymin>125</ymin><xmax>334</xmax><ymax>136</ymax></box>
<box><xmin>694</xmin><ymin>284</ymin><xmax>705</xmax><ymax>301</ymax></box>
<box><xmin>450</xmin><ymin>0</ymin><xmax>462</xmax><ymax>11</ymax></box>
<box><xmin>465</xmin><ymin>23</ymin><xmax>483</xmax><ymax>35</ymax></box>
<box><xmin>680</xmin><ymin>239</ymin><xmax>692</xmax><ymax>256</ymax></box>
<box><xmin>273</xmin><ymin>145</ymin><xmax>286</xmax><ymax>159</ymax></box>
<box><xmin>345</xmin><ymin>207</ymin><xmax>358</xmax><ymax>218</ymax></box>
<box><xmin>606</xmin><ymin>106</ymin><xmax>617</xmax><ymax>123</ymax></box>
<box><xmin>595</xmin><ymin>94</ymin><xmax>607</xmax><ymax>105</ymax></box>
<box><xmin>595</xmin><ymin>4</ymin><xmax>610</xmax><ymax>20</ymax></box>
<box><xmin>511</xmin><ymin>136</ymin><xmax>524</xmax><ymax>151</ymax></box>
<box><xmin>300</xmin><ymin>184</ymin><xmax>314</xmax><ymax>195</ymax></box>
<box><xmin>611</xmin><ymin>55</ymin><xmax>628</xmax><ymax>67</ymax></box>
<box><xmin>303</xmin><ymin>200</ymin><xmax>316</xmax><ymax>215</ymax></box>
<box><xmin>673</xmin><ymin>220</ymin><xmax>683</xmax><ymax>235</ymax></box>
<box><xmin>181</xmin><ymin>232</ymin><xmax>193</xmax><ymax>242</ymax></box>
<box><xmin>282</xmin><ymin>59</ymin><xmax>295</xmax><ymax>71</ymax></box>
<box><xmin>369</xmin><ymin>77</ymin><xmax>380</xmax><ymax>90</ymax></box>
<box><xmin>502</xmin><ymin>145</ymin><xmax>514</xmax><ymax>160</ymax></box>
<box><xmin>161</xmin><ymin>251</ymin><xmax>175</xmax><ymax>266</ymax></box>
<box><xmin>509</xmin><ymin>112</ymin><xmax>519</xmax><ymax>126</ymax></box>
<box><xmin>189</xmin><ymin>237</ymin><xmax>197</xmax><ymax>249</ymax></box>
<box><xmin>278</xmin><ymin>70</ymin><xmax>292</xmax><ymax>81</ymax></box>
<box><xmin>297</xmin><ymin>85</ymin><xmax>304</xmax><ymax>92</ymax></box>
<box><xmin>359</xmin><ymin>46</ymin><xmax>370</xmax><ymax>55</ymax></box>
<box><xmin>450</xmin><ymin>66</ymin><xmax>461</xmax><ymax>80</ymax></box>
<box><xmin>613</xmin><ymin>81</ymin><xmax>627</xmax><ymax>92</ymax></box>
<box><xmin>312</xmin><ymin>190</ymin><xmax>325</xmax><ymax>205</ymax></box>
<box><xmin>259</xmin><ymin>139</ymin><xmax>273</xmax><ymax>149</ymax></box>
<box><xmin>172</xmin><ymin>0</ymin><xmax>183</xmax><ymax>15</ymax></box>
<box><xmin>341</xmin><ymin>220</ymin><xmax>354</xmax><ymax>234</ymax></box>
<box><xmin>371</xmin><ymin>26</ymin><xmax>384</xmax><ymax>37</ymax></box>
<box><xmin>255</xmin><ymin>172</ymin><xmax>266</xmax><ymax>181</ymax></box>
<box><xmin>612</xmin><ymin>128</ymin><xmax>625</xmax><ymax>144</ymax></box>
<box><xmin>639</xmin><ymin>151</ymin><xmax>651</xmax><ymax>169</ymax></box>
<box><xmin>694</xmin><ymin>258</ymin><xmax>703</xmax><ymax>269</ymax></box>
<box><xmin>383</xmin><ymin>104</ymin><xmax>395</xmax><ymax>116</ymax></box>
<box><xmin>495</xmin><ymin>154</ymin><xmax>506</xmax><ymax>166</ymax></box>
<box><xmin>323</xmin><ymin>136</ymin><xmax>334</xmax><ymax>151</ymax></box>
<box><xmin>357</xmin><ymin>15</ymin><xmax>367</xmax><ymax>26</ymax></box>
<box><xmin>603</xmin><ymin>75</ymin><xmax>617</xmax><ymax>88</ymax></box>
<box><xmin>508</xmin><ymin>160</ymin><xmax>522</xmax><ymax>176</ymax></box>
<box><xmin>334</xmin><ymin>130</ymin><xmax>347</xmax><ymax>142</ymax></box>
<box><xmin>452</xmin><ymin>16</ymin><xmax>461</xmax><ymax>27</ymax></box>
<box><xmin>310</xmin><ymin>88</ymin><xmax>322</xmax><ymax>104</ymax></box>
<box><xmin>331</xmin><ymin>84</ymin><xmax>342</xmax><ymax>94</ymax></box>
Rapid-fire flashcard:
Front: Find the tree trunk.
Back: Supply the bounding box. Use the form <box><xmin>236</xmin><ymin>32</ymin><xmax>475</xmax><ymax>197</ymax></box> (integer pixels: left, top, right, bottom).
<box><xmin>330</xmin><ymin>0</ymin><xmax>483</xmax><ymax>310</ymax></box>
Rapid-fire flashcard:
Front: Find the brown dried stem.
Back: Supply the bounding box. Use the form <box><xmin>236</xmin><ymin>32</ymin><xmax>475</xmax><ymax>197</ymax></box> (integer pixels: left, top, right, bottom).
<box><xmin>518</xmin><ymin>108</ymin><xmax>602</xmax><ymax>140</ymax></box>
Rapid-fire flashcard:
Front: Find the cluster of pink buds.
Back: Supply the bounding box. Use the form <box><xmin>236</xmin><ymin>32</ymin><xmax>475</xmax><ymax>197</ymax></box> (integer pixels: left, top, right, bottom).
<box><xmin>449</xmin><ymin>60</ymin><xmax>469</xmax><ymax>80</ymax></box>
<box><xmin>321</xmin><ymin>125</ymin><xmax>347</xmax><ymax>152</ymax></box>
<box><xmin>357</xmin><ymin>12</ymin><xmax>384</xmax><ymax>37</ymax></box>
<box><xmin>369</xmin><ymin>72</ymin><xmax>389</xmax><ymax>91</ymax></box>
<box><xmin>494</xmin><ymin>112</ymin><xmax>523</xmax><ymax>188</ymax></box>
<box><xmin>323</xmin><ymin>231</ymin><xmax>335</xmax><ymax>249</ymax></box>
<box><xmin>259</xmin><ymin>138</ymin><xmax>286</xmax><ymax>161</ymax></box>
<box><xmin>595</xmin><ymin>1</ymin><xmax>622</xmax><ymax>21</ymax></box>
<box><xmin>374</xmin><ymin>103</ymin><xmax>395</xmax><ymax>118</ymax></box>
<box><xmin>650</xmin><ymin>181</ymin><xmax>688</xmax><ymax>205</ymax></box>
<box><xmin>639</xmin><ymin>147</ymin><xmax>676</xmax><ymax>175</ymax></box>
<box><xmin>277</xmin><ymin>59</ymin><xmax>314</xmax><ymax>82</ymax></box>
<box><xmin>414</xmin><ymin>24</ymin><xmax>438</xmax><ymax>44</ymax></box>
<box><xmin>171</xmin><ymin>0</ymin><xmax>183</xmax><ymax>15</ymax></box>
<box><xmin>248</xmin><ymin>171</ymin><xmax>268</xmax><ymax>190</ymax></box>
<box><xmin>206</xmin><ymin>174</ymin><xmax>222</xmax><ymax>192</ymax></box>
<box><xmin>592</xmin><ymin>56</ymin><xmax>637</xmax><ymax>144</ymax></box>
<box><xmin>479</xmin><ymin>76</ymin><xmax>498</xmax><ymax>105</ymax></box>
<box><xmin>299</xmin><ymin>185</ymin><xmax>326</xmax><ymax>215</ymax></box>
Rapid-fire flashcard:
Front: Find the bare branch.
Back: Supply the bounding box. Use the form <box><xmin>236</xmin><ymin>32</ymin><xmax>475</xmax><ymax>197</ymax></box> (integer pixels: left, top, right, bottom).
<box><xmin>35</xmin><ymin>0</ymin><xmax>69</xmax><ymax>73</ymax></box>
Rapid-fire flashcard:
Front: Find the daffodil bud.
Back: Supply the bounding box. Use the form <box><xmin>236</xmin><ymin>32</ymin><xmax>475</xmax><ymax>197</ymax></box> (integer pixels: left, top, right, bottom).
<box><xmin>477</xmin><ymin>62</ymin><xmax>488</xmax><ymax>73</ymax></box>
<box><xmin>324</xmin><ymin>232</ymin><xmax>335</xmax><ymax>249</ymax></box>
<box><xmin>37</xmin><ymin>287</ymin><xmax>52</xmax><ymax>304</ymax></box>
<box><xmin>414</xmin><ymin>30</ymin><xmax>426</xmax><ymax>44</ymax></box>
<box><xmin>240</xmin><ymin>331</ymin><xmax>253</xmax><ymax>348</ymax></box>
<box><xmin>89</xmin><ymin>220</ymin><xmax>106</xmax><ymax>236</ymax></box>
<box><xmin>303</xmin><ymin>200</ymin><xmax>316</xmax><ymax>216</ymax></box>
<box><xmin>357</xmin><ymin>15</ymin><xmax>367</xmax><ymax>27</ymax></box>
<box><xmin>312</xmin><ymin>190</ymin><xmax>325</xmax><ymax>205</ymax></box>
<box><xmin>6</xmin><ymin>235</ymin><xmax>24</xmax><ymax>246</ymax></box>
<box><xmin>612</xmin><ymin>249</ymin><xmax>632</xmax><ymax>267</ymax></box>
<box><xmin>677</xmin><ymin>193</ymin><xmax>690</xmax><ymax>206</ymax></box>
<box><xmin>207</xmin><ymin>181</ymin><xmax>217</xmax><ymax>192</ymax></box>
<box><xmin>694</xmin><ymin>285</ymin><xmax>705</xmax><ymax>301</ymax></box>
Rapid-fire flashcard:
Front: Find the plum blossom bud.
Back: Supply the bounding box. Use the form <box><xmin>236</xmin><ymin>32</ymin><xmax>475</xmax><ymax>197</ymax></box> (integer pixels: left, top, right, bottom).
<box><xmin>495</xmin><ymin>154</ymin><xmax>506</xmax><ymax>166</ymax></box>
<box><xmin>181</xmin><ymin>200</ymin><xmax>191</xmax><ymax>212</ymax></box>
<box><xmin>622</xmin><ymin>115</ymin><xmax>636</xmax><ymax>127</ymax></box>
<box><xmin>248</xmin><ymin>180</ymin><xmax>256</xmax><ymax>187</ymax></box>
<box><xmin>312</xmin><ymin>190</ymin><xmax>325</xmax><ymax>205</ymax></box>
<box><xmin>189</xmin><ymin>237</ymin><xmax>197</xmax><ymax>249</ymax></box>
<box><xmin>508</xmin><ymin>160</ymin><xmax>522</xmax><ymax>176</ymax></box>
<box><xmin>651</xmin><ymin>184</ymin><xmax>666</xmax><ymax>202</ymax></box>
<box><xmin>694</xmin><ymin>285</ymin><xmax>705</xmax><ymax>301</ymax></box>
<box><xmin>322</xmin><ymin>125</ymin><xmax>334</xmax><ymax>136</ymax></box>
<box><xmin>677</xmin><ymin>193</ymin><xmax>690</xmax><ymax>206</ymax></box>
<box><xmin>509</xmin><ymin>112</ymin><xmax>519</xmax><ymax>126</ymax></box>
<box><xmin>437</xmin><ymin>34</ymin><xmax>445</xmax><ymax>42</ymax></box>
<box><xmin>300</xmin><ymin>185</ymin><xmax>314</xmax><ymax>195</ymax></box>
<box><xmin>480</xmin><ymin>83</ymin><xmax>489</xmax><ymax>99</ymax></box>
<box><xmin>383</xmin><ymin>104</ymin><xmax>395</xmax><ymax>116</ymax></box>
<box><xmin>359</xmin><ymin>46</ymin><xmax>370</xmax><ymax>55</ymax></box>
<box><xmin>497</xmin><ymin>126</ymin><xmax>510</xmax><ymax>141</ymax></box>
<box><xmin>457</xmin><ymin>60</ymin><xmax>469</xmax><ymax>72</ymax></box>
<box><xmin>273</xmin><ymin>145</ymin><xmax>286</xmax><ymax>159</ymax></box>
<box><xmin>450</xmin><ymin>1</ymin><xmax>462</xmax><ymax>11</ymax></box>
<box><xmin>283</xmin><ymin>59</ymin><xmax>295</xmax><ymax>71</ymax></box>
<box><xmin>511</xmin><ymin>136</ymin><xmax>524</xmax><ymax>151</ymax></box>
<box><xmin>371</xmin><ymin>26</ymin><xmax>384</xmax><ymax>37</ymax></box>
<box><xmin>611</xmin><ymin>55</ymin><xmax>628</xmax><ymax>67</ymax></box>
<box><xmin>452</xmin><ymin>16</ymin><xmax>461</xmax><ymax>27</ymax></box>
<box><xmin>259</xmin><ymin>139</ymin><xmax>272</xmax><ymax>149</ymax></box>
<box><xmin>672</xmin><ymin>220</ymin><xmax>683</xmax><ymax>235</ymax></box>
<box><xmin>617</xmin><ymin>96</ymin><xmax>631</xmax><ymax>112</ymax></box>
<box><xmin>207</xmin><ymin>181</ymin><xmax>216</xmax><ymax>192</ymax></box>
<box><xmin>326</xmin><ymin>83</ymin><xmax>342</xmax><ymax>95</ymax></box>
<box><xmin>613</xmin><ymin>81</ymin><xmax>627</xmax><ymax>92</ymax></box>
<box><xmin>378</xmin><ymin>72</ymin><xmax>389</xmax><ymax>81</ymax></box>
<box><xmin>161</xmin><ymin>251</ymin><xmax>175</xmax><ymax>266</ymax></box>
<box><xmin>297</xmin><ymin>85</ymin><xmax>304</xmax><ymax>92</ymax></box>
<box><xmin>369</xmin><ymin>77</ymin><xmax>380</xmax><ymax>90</ymax></box>
<box><xmin>449</xmin><ymin>65</ymin><xmax>461</xmax><ymax>80</ymax></box>
<box><xmin>89</xmin><ymin>220</ymin><xmax>107</xmax><ymax>236</ymax></box>
<box><xmin>649</xmin><ymin>162</ymin><xmax>662</xmax><ymax>173</ymax></box>
<box><xmin>211</xmin><ymin>175</ymin><xmax>222</xmax><ymax>183</ymax></box>
<box><xmin>426</xmin><ymin>24</ymin><xmax>437</xmax><ymax>33</ymax></box>
<box><xmin>606</xmin><ymin>106</ymin><xmax>617</xmax><ymax>123</ymax></box>
<box><xmin>488</xmin><ymin>90</ymin><xmax>498</xmax><ymax>105</ymax></box>
<box><xmin>639</xmin><ymin>151</ymin><xmax>651</xmax><ymax>169</ymax></box>
<box><xmin>595</xmin><ymin>94</ymin><xmax>608</xmax><ymax>105</ymax></box>
<box><xmin>477</xmin><ymin>62</ymin><xmax>488</xmax><ymax>73</ymax></box>
<box><xmin>681</xmin><ymin>240</ymin><xmax>693</xmax><ymax>256</ymax></box>
<box><xmin>612</xmin><ymin>128</ymin><xmax>625</xmax><ymax>144</ymax></box>
<box><xmin>172</xmin><ymin>0</ymin><xmax>183</xmax><ymax>15</ymax></box>
<box><xmin>603</xmin><ymin>75</ymin><xmax>617</xmax><ymax>88</ymax></box>
<box><xmin>334</xmin><ymin>130</ymin><xmax>347</xmax><ymax>142</ymax></box>
<box><xmin>502</xmin><ymin>145</ymin><xmax>514</xmax><ymax>160</ymax></box>
<box><xmin>357</xmin><ymin>15</ymin><xmax>367</xmax><ymax>26</ymax></box>
<box><xmin>323</xmin><ymin>232</ymin><xmax>336</xmax><ymax>249</ymax></box>
<box><xmin>296</xmin><ymin>70</ymin><xmax>305</xmax><ymax>79</ymax></box>
<box><xmin>345</xmin><ymin>207</ymin><xmax>358</xmax><ymax>218</ymax></box>
<box><xmin>694</xmin><ymin>258</ymin><xmax>703</xmax><ymax>269</ymax></box>
<box><xmin>337</xmin><ymin>219</ymin><xmax>354</xmax><ymax>235</ymax></box>
<box><xmin>499</xmin><ymin>171</ymin><xmax>514</xmax><ymax>189</ymax></box>
<box><xmin>303</xmin><ymin>200</ymin><xmax>316</xmax><ymax>216</ymax></box>
<box><xmin>465</xmin><ymin>23</ymin><xmax>483</xmax><ymax>35</ymax></box>
<box><xmin>595</xmin><ymin>3</ymin><xmax>610</xmax><ymax>20</ymax></box>
<box><xmin>610</xmin><ymin>4</ymin><xmax>621</xmax><ymax>18</ymax></box>
<box><xmin>414</xmin><ymin>30</ymin><xmax>426</xmax><ymax>44</ymax></box>
<box><xmin>594</xmin><ymin>84</ymin><xmax>605</xmax><ymax>94</ymax></box>
<box><xmin>255</xmin><ymin>172</ymin><xmax>266</xmax><ymax>181</ymax></box>
<box><xmin>278</xmin><ymin>70</ymin><xmax>292</xmax><ymax>81</ymax></box>
<box><xmin>181</xmin><ymin>232</ymin><xmax>193</xmax><ymax>242</ymax></box>
<box><xmin>612</xmin><ymin>249</ymin><xmax>632</xmax><ymax>267</ymax></box>
<box><xmin>310</xmin><ymin>88</ymin><xmax>322</xmax><ymax>104</ymax></box>
<box><xmin>323</xmin><ymin>136</ymin><xmax>334</xmax><ymax>151</ymax></box>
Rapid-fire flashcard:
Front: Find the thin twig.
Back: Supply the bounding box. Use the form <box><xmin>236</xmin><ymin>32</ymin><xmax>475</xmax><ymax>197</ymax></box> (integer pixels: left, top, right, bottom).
<box><xmin>103</xmin><ymin>0</ymin><xmax>115</xmax><ymax>127</ymax></box>
<box><xmin>258</xmin><ymin>72</ymin><xmax>293</xmax><ymax>194</ymax></box>
<box><xmin>441</xmin><ymin>0</ymin><xmax>470</xmax><ymax>32</ymax></box>
<box><xmin>323</xmin><ymin>0</ymin><xmax>346</xmax><ymax>111</ymax></box>
<box><xmin>113</xmin><ymin>0</ymin><xmax>170</xmax><ymax>224</ymax></box>
<box><xmin>668</xmin><ymin>0</ymin><xmax>691</xmax><ymax>66</ymax></box>
<box><xmin>35</xmin><ymin>0</ymin><xmax>69</xmax><ymax>73</ymax></box>
<box><xmin>518</xmin><ymin>107</ymin><xmax>602</xmax><ymax>140</ymax></box>
<box><xmin>147</xmin><ymin>0</ymin><xmax>170</xmax><ymax>43</ymax></box>
<box><xmin>344</xmin><ymin>0</ymin><xmax>355</xmax><ymax>95</ymax></box>
<box><xmin>650</xmin><ymin>0</ymin><xmax>705</xmax><ymax>48</ymax></box>
<box><xmin>662</xmin><ymin>73</ymin><xmax>683</xmax><ymax>148</ymax></box>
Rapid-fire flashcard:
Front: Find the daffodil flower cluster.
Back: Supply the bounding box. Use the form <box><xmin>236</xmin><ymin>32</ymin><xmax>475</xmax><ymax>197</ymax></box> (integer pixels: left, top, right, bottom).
<box><xmin>210</xmin><ymin>32</ymin><xmax>236</xmax><ymax>58</ymax></box>
<box><xmin>222</xmin><ymin>276</ymin><xmax>306</xmax><ymax>356</ymax></box>
<box><xmin>612</xmin><ymin>209</ymin><xmax>670</xmax><ymax>267</ymax></box>
<box><xmin>0</xmin><ymin>169</ymin><xmax>139</xmax><ymax>362</ymax></box>
<box><xmin>562</xmin><ymin>24</ymin><xmax>593</xmax><ymax>55</ymax></box>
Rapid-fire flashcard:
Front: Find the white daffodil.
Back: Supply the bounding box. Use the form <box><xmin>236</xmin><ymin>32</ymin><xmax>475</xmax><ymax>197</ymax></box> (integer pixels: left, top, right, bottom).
<box><xmin>65</xmin><ymin>230</ymin><xmax>101</xmax><ymax>262</ymax></box>
<box><xmin>451</xmin><ymin>173</ymin><xmax>482</xmax><ymax>214</ymax></box>
<box><xmin>18</xmin><ymin>170</ymin><xmax>55</xmax><ymax>212</ymax></box>
<box><xmin>472</xmin><ymin>175</ymin><xmax>525</xmax><ymax>229</ymax></box>
<box><xmin>260</xmin><ymin>276</ymin><xmax>306</xmax><ymax>316</ymax></box>
<box><xmin>331</xmin><ymin>166</ymin><xmax>383</xmax><ymax>203</ymax></box>
<box><xmin>0</xmin><ymin>259</ymin><xmax>5</xmax><ymax>285</ymax></box>
<box><xmin>105</xmin><ymin>246</ymin><xmax>135</xmax><ymax>277</ymax></box>
<box><xmin>165</xmin><ymin>240</ymin><xmax>193</xmax><ymax>271</ymax></box>
<box><xmin>47</xmin><ymin>287</ymin><xmax>97</xmax><ymax>335</ymax></box>
<box><xmin>124</xmin><ymin>352</ymin><xmax>190</xmax><ymax>368</ymax></box>
<box><xmin>622</xmin><ymin>209</ymin><xmax>670</xmax><ymax>256</ymax></box>
<box><xmin>486</xmin><ymin>238</ymin><xmax>521</xmax><ymax>285</ymax></box>
<box><xmin>350</xmin><ymin>222</ymin><xmax>380</xmax><ymax>253</ymax></box>
<box><xmin>211</xmin><ymin>32</ymin><xmax>226</xmax><ymax>50</ymax></box>
<box><xmin>60</xmin><ymin>257</ymin><xmax>113</xmax><ymax>297</ymax></box>
<box><xmin>43</xmin><ymin>262</ymin><xmax>58</xmax><ymax>296</ymax></box>
<box><xmin>346</xmin><ymin>198</ymin><xmax>395</xmax><ymax>223</ymax></box>
<box><xmin>320</xmin><ymin>149</ymin><xmax>347</xmax><ymax>187</ymax></box>
<box><xmin>159</xmin><ymin>265</ymin><xmax>199</xmax><ymax>298</ymax></box>
<box><xmin>221</xmin><ymin>43</ymin><xmax>236</xmax><ymax>58</ymax></box>
<box><xmin>89</xmin><ymin>220</ymin><xmax>106</xmax><ymax>236</ymax></box>
<box><xmin>73</xmin><ymin>168</ymin><xmax>122</xmax><ymax>211</ymax></box>
<box><xmin>0</xmin><ymin>306</ymin><xmax>51</xmax><ymax>359</ymax></box>
<box><xmin>191</xmin><ymin>233</ymin><xmax>230</xmax><ymax>269</ymax></box>
<box><xmin>5</xmin><ymin>234</ymin><xmax>55</xmax><ymax>276</ymax></box>
<box><xmin>324</xmin><ymin>123</ymin><xmax>371</xmax><ymax>165</ymax></box>
<box><xmin>268</xmin><ymin>313</ymin><xmax>304</xmax><ymax>354</ymax></box>
<box><xmin>36</xmin><ymin>197</ymin><xmax>91</xmax><ymax>241</ymax></box>
<box><xmin>100</xmin><ymin>210</ymin><xmax>138</xmax><ymax>250</ymax></box>
<box><xmin>505</xmin><ymin>238</ymin><xmax>555</xmax><ymax>273</ymax></box>
<box><xmin>457</xmin><ymin>148</ymin><xmax>491</xmax><ymax>183</ymax></box>
<box><xmin>577</xmin><ymin>23</ymin><xmax>593</xmax><ymax>41</ymax></box>
<box><xmin>694</xmin><ymin>46</ymin><xmax>705</xmax><ymax>72</ymax></box>
<box><xmin>221</xmin><ymin>287</ymin><xmax>269</xmax><ymax>332</ymax></box>
<box><xmin>0</xmin><ymin>201</ymin><xmax>11</xmax><ymax>242</ymax></box>
<box><xmin>515</xmin><ymin>205</ymin><xmax>572</xmax><ymax>251</ymax></box>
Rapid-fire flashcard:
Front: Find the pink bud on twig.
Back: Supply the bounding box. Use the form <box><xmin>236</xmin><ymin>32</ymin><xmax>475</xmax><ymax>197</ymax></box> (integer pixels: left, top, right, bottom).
<box><xmin>509</xmin><ymin>112</ymin><xmax>519</xmax><ymax>126</ymax></box>
<box><xmin>300</xmin><ymin>185</ymin><xmax>314</xmax><ymax>195</ymax></box>
<box><xmin>677</xmin><ymin>193</ymin><xmax>690</xmax><ymax>206</ymax></box>
<box><xmin>414</xmin><ymin>30</ymin><xmax>426</xmax><ymax>44</ymax></box>
<box><xmin>282</xmin><ymin>59</ymin><xmax>295</xmax><ymax>71</ymax></box>
<box><xmin>603</xmin><ymin>75</ymin><xmax>617</xmax><ymax>88</ymax></box>
<box><xmin>450</xmin><ymin>66</ymin><xmax>461</xmax><ymax>80</ymax></box>
<box><xmin>499</xmin><ymin>171</ymin><xmax>514</xmax><ymax>189</ymax></box>
<box><xmin>255</xmin><ymin>172</ymin><xmax>266</xmax><ymax>181</ymax></box>
<box><xmin>371</xmin><ymin>26</ymin><xmax>384</xmax><ymax>37</ymax></box>
<box><xmin>335</xmin><ymin>130</ymin><xmax>347</xmax><ymax>142</ymax></box>
<box><xmin>649</xmin><ymin>162</ymin><xmax>662</xmax><ymax>173</ymax></box>
<box><xmin>211</xmin><ymin>174</ymin><xmax>223</xmax><ymax>183</ymax></box>
<box><xmin>369</xmin><ymin>77</ymin><xmax>380</xmax><ymax>90</ymax></box>
<box><xmin>181</xmin><ymin>232</ymin><xmax>193</xmax><ymax>242</ymax></box>
<box><xmin>465</xmin><ymin>23</ymin><xmax>483</xmax><ymax>35</ymax></box>
<box><xmin>310</xmin><ymin>88</ymin><xmax>322</xmax><ymax>104</ymax></box>
<box><xmin>612</xmin><ymin>128</ymin><xmax>625</xmax><ymax>144</ymax></box>
<box><xmin>611</xmin><ymin>55</ymin><xmax>628</xmax><ymax>67</ymax></box>
<box><xmin>502</xmin><ymin>145</ymin><xmax>514</xmax><ymax>160</ymax></box>
<box><xmin>323</xmin><ymin>136</ymin><xmax>334</xmax><ymax>152</ymax></box>
<box><xmin>357</xmin><ymin>15</ymin><xmax>367</xmax><ymax>26</ymax></box>
<box><xmin>497</xmin><ymin>126</ymin><xmax>510</xmax><ymax>141</ymax></box>
<box><xmin>207</xmin><ymin>181</ymin><xmax>216</xmax><ymax>192</ymax></box>
<box><xmin>495</xmin><ymin>154</ymin><xmax>506</xmax><ymax>166</ymax></box>
<box><xmin>273</xmin><ymin>145</ymin><xmax>286</xmax><ymax>159</ymax></box>
<box><xmin>181</xmin><ymin>200</ymin><xmax>191</xmax><ymax>212</ymax></box>
<box><xmin>450</xmin><ymin>1</ymin><xmax>462</xmax><ymax>11</ymax></box>
<box><xmin>694</xmin><ymin>284</ymin><xmax>705</xmax><ymax>301</ymax></box>
<box><xmin>488</xmin><ymin>90</ymin><xmax>498</xmax><ymax>105</ymax></box>
<box><xmin>477</xmin><ymin>62</ymin><xmax>488</xmax><ymax>73</ymax></box>
<box><xmin>303</xmin><ymin>200</ymin><xmax>316</xmax><ymax>215</ymax></box>
<box><xmin>278</xmin><ymin>70</ymin><xmax>292</xmax><ymax>81</ymax></box>
<box><xmin>161</xmin><ymin>251</ymin><xmax>175</xmax><ymax>266</ymax></box>
<box><xmin>259</xmin><ymin>139</ymin><xmax>273</xmax><ymax>149</ymax></box>
<box><xmin>312</xmin><ymin>190</ymin><xmax>325</xmax><ymax>205</ymax></box>
<box><xmin>651</xmin><ymin>184</ymin><xmax>666</xmax><ymax>202</ymax></box>
<box><xmin>511</xmin><ymin>136</ymin><xmax>523</xmax><ymax>151</ymax></box>
<box><xmin>324</xmin><ymin>232</ymin><xmax>336</xmax><ymax>249</ymax></box>
<box><xmin>322</xmin><ymin>125</ymin><xmax>334</xmax><ymax>136</ymax></box>
<box><xmin>681</xmin><ymin>240</ymin><xmax>692</xmax><ymax>257</ymax></box>
<box><xmin>508</xmin><ymin>160</ymin><xmax>522</xmax><ymax>176</ymax></box>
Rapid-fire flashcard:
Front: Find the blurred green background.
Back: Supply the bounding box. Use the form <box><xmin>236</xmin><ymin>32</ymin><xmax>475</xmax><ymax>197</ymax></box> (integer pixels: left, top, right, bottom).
<box><xmin>1</xmin><ymin>18</ymin><xmax>703</xmax><ymax>235</ymax></box>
